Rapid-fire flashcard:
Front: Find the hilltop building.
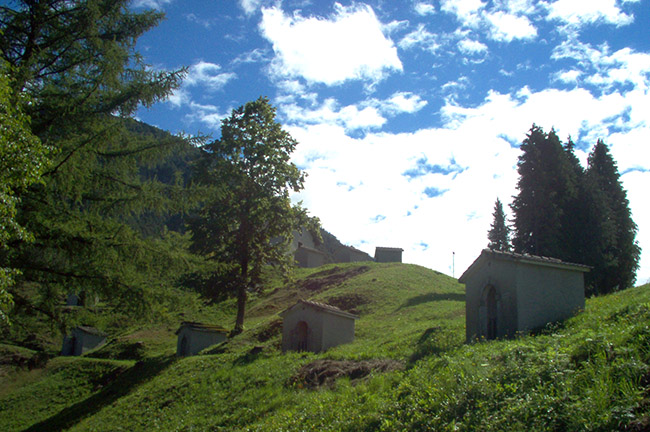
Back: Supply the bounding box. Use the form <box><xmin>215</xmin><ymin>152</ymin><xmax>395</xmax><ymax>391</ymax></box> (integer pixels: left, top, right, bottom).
<box><xmin>333</xmin><ymin>245</ymin><xmax>372</xmax><ymax>263</ymax></box>
<box><xmin>280</xmin><ymin>300</ymin><xmax>358</xmax><ymax>353</ymax></box>
<box><xmin>176</xmin><ymin>322</ymin><xmax>228</xmax><ymax>357</ymax></box>
<box><xmin>61</xmin><ymin>326</ymin><xmax>107</xmax><ymax>356</ymax></box>
<box><xmin>294</xmin><ymin>244</ymin><xmax>328</xmax><ymax>268</ymax></box>
<box><xmin>460</xmin><ymin>249</ymin><xmax>589</xmax><ymax>342</ymax></box>
<box><xmin>375</xmin><ymin>247</ymin><xmax>403</xmax><ymax>263</ymax></box>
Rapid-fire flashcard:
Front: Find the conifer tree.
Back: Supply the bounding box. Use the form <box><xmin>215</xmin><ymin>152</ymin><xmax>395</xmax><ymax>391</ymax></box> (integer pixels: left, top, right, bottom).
<box><xmin>0</xmin><ymin>58</ymin><xmax>49</xmax><ymax>323</ymax></box>
<box><xmin>585</xmin><ymin>140</ymin><xmax>640</xmax><ymax>294</ymax></box>
<box><xmin>0</xmin><ymin>0</ymin><xmax>194</xmax><ymax>328</ymax></box>
<box><xmin>187</xmin><ymin>97</ymin><xmax>317</xmax><ymax>334</ymax></box>
<box><xmin>487</xmin><ymin>198</ymin><xmax>511</xmax><ymax>252</ymax></box>
<box><xmin>511</xmin><ymin>125</ymin><xmax>579</xmax><ymax>261</ymax></box>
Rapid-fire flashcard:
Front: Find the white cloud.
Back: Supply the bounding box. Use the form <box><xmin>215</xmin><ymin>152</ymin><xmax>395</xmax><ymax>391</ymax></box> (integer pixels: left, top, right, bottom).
<box><xmin>485</xmin><ymin>11</ymin><xmax>537</xmax><ymax>42</ymax></box>
<box><xmin>240</xmin><ymin>0</ymin><xmax>262</xmax><ymax>16</ymax></box>
<box><xmin>186</xmin><ymin>102</ymin><xmax>231</xmax><ymax>129</ymax></box>
<box><xmin>398</xmin><ymin>25</ymin><xmax>440</xmax><ymax>53</ymax></box>
<box><xmin>384</xmin><ymin>92</ymin><xmax>428</xmax><ymax>114</ymax></box>
<box><xmin>554</xmin><ymin>69</ymin><xmax>582</xmax><ymax>83</ymax></box>
<box><xmin>415</xmin><ymin>2</ymin><xmax>436</xmax><ymax>16</ymax></box>
<box><xmin>281</xmin><ymin>98</ymin><xmax>387</xmax><ymax>131</ymax></box>
<box><xmin>287</xmin><ymin>83</ymin><xmax>649</xmax><ymax>282</ymax></box>
<box><xmin>279</xmin><ymin>92</ymin><xmax>428</xmax><ymax>131</ymax></box>
<box><xmin>458</xmin><ymin>38</ymin><xmax>488</xmax><ymax>55</ymax></box>
<box><xmin>131</xmin><ymin>0</ymin><xmax>172</xmax><ymax>9</ymax></box>
<box><xmin>553</xmin><ymin>41</ymin><xmax>650</xmax><ymax>92</ymax></box>
<box><xmin>259</xmin><ymin>4</ymin><xmax>402</xmax><ymax>86</ymax></box>
<box><xmin>184</xmin><ymin>61</ymin><xmax>236</xmax><ymax>91</ymax></box>
<box><xmin>546</xmin><ymin>0</ymin><xmax>635</xmax><ymax>26</ymax></box>
<box><xmin>441</xmin><ymin>0</ymin><xmax>486</xmax><ymax>27</ymax></box>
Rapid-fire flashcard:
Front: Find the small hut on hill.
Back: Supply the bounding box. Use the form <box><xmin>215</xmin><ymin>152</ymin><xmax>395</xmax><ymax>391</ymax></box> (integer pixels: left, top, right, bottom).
<box><xmin>61</xmin><ymin>326</ymin><xmax>107</xmax><ymax>356</ymax></box>
<box><xmin>280</xmin><ymin>300</ymin><xmax>358</xmax><ymax>353</ymax></box>
<box><xmin>176</xmin><ymin>322</ymin><xmax>228</xmax><ymax>357</ymax></box>
<box><xmin>374</xmin><ymin>247</ymin><xmax>403</xmax><ymax>263</ymax></box>
<box><xmin>460</xmin><ymin>249</ymin><xmax>589</xmax><ymax>342</ymax></box>
<box><xmin>294</xmin><ymin>245</ymin><xmax>328</xmax><ymax>268</ymax></box>
<box><xmin>334</xmin><ymin>245</ymin><xmax>372</xmax><ymax>263</ymax></box>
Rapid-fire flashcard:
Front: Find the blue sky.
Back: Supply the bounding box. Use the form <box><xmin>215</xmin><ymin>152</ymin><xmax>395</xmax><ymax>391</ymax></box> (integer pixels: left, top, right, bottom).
<box><xmin>133</xmin><ymin>0</ymin><xmax>650</xmax><ymax>284</ymax></box>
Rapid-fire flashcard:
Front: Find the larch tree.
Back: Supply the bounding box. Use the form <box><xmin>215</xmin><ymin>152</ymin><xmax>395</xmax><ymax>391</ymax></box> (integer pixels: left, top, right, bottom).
<box><xmin>187</xmin><ymin>97</ymin><xmax>317</xmax><ymax>334</ymax></box>
<box><xmin>0</xmin><ymin>0</ymin><xmax>195</xmax><ymax>330</ymax></box>
<box><xmin>487</xmin><ymin>198</ymin><xmax>511</xmax><ymax>252</ymax></box>
<box><xmin>0</xmin><ymin>58</ymin><xmax>49</xmax><ymax>323</ymax></box>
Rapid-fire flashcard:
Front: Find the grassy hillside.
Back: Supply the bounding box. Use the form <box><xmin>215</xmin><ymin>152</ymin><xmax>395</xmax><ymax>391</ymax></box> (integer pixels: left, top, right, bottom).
<box><xmin>1</xmin><ymin>263</ymin><xmax>649</xmax><ymax>431</ymax></box>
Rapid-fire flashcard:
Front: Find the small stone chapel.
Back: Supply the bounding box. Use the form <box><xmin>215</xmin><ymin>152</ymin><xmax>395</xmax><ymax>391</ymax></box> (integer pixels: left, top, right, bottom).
<box><xmin>280</xmin><ymin>300</ymin><xmax>358</xmax><ymax>353</ymax></box>
<box><xmin>460</xmin><ymin>249</ymin><xmax>589</xmax><ymax>342</ymax></box>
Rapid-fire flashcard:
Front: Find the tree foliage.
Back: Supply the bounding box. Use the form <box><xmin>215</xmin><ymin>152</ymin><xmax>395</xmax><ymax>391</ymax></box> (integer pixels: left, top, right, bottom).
<box><xmin>511</xmin><ymin>125</ymin><xmax>640</xmax><ymax>295</ymax></box>
<box><xmin>0</xmin><ymin>58</ymin><xmax>50</xmax><ymax>323</ymax></box>
<box><xmin>187</xmin><ymin>97</ymin><xmax>317</xmax><ymax>333</ymax></box>
<box><xmin>0</xmin><ymin>0</ymin><xmax>196</xmax><ymax>331</ymax></box>
<box><xmin>511</xmin><ymin>125</ymin><xmax>580</xmax><ymax>260</ymax></box>
<box><xmin>487</xmin><ymin>198</ymin><xmax>510</xmax><ymax>252</ymax></box>
<box><xmin>584</xmin><ymin>140</ymin><xmax>640</xmax><ymax>294</ymax></box>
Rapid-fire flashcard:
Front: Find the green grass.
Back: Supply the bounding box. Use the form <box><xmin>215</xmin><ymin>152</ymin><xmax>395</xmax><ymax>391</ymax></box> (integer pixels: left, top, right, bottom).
<box><xmin>1</xmin><ymin>264</ymin><xmax>649</xmax><ymax>431</ymax></box>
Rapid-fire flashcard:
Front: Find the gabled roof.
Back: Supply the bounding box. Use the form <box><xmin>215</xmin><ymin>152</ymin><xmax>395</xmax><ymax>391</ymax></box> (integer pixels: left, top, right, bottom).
<box><xmin>280</xmin><ymin>299</ymin><xmax>359</xmax><ymax>320</ymax></box>
<box><xmin>75</xmin><ymin>326</ymin><xmax>107</xmax><ymax>336</ymax></box>
<box><xmin>295</xmin><ymin>245</ymin><xmax>328</xmax><ymax>256</ymax></box>
<box><xmin>458</xmin><ymin>248</ymin><xmax>591</xmax><ymax>283</ymax></box>
<box><xmin>176</xmin><ymin>321</ymin><xmax>229</xmax><ymax>335</ymax></box>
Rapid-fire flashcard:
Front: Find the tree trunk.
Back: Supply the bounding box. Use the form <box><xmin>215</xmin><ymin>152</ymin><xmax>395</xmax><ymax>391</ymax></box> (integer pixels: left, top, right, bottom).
<box><xmin>233</xmin><ymin>250</ymin><xmax>249</xmax><ymax>335</ymax></box>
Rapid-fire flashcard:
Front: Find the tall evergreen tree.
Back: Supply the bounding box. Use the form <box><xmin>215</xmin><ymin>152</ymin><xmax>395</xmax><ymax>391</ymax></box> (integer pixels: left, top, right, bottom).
<box><xmin>511</xmin><ymin>125</ymin><xmax>579</xmax><ymax>261</ymax></box>
<box><xmin>487</xmin><ymin>198</ymin><xmax>511</xmax><ymax>252</ymax></box>
<box><xmin>585</xmin><ymin>140</ymin><xmax>640</xmax><ymax>294</ymax></box>
<box><xmin>0</xmin><ymin>0</ymin><xmax>194</xmax><ymax>329</ymax></box>
<box><xmin>187</xmin><ymin>97</ymin><xmax>317</xmax><ymax>334</ymax></box>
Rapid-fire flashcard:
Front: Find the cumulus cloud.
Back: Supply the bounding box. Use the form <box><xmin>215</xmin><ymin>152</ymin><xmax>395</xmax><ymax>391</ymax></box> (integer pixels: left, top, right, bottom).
<box><xmin>553</xmin><ymin>40</ymin><xmax>650</xmax><ymax>92</ymax></box>
<box><xmin>458</xmin><ymin>38</ymin><xmax>488</xmax><ymax>55</ymax></box>
<box><xmin>287</xmin><ymin>81</ymin><xmax>649</xmax><ymax>281</ymax></box>
<box><xmin>545</xmin><ymin>0</ymin><xmax>636</xmax><ymax>26</ymax></box>
<box><xmin>415</xmin><ymin>2</ymin><xmax>436</xmax><ymax>16</ymax></box>
<box><xmin>384</xmin><ymin>92</ymin><xmax>428</xmax><ymax>114</ymax></box>
<box><xmin>398</xmin><ymin>24</ymin><xmax>441</xmax><ymax>52</ymax></box>
<box><xmin>240</xmin><ymin>0</ymin><xmax>262</xmax><ymax>16</ymax></box>
<box><xmin>259</xmin><ymin>4</ymin><xmax>402</xmax><ymax>86</ymax></box>
<box><xmin>485</xmin><ymin>11</ymin><xmax>537</xmax><ymax>42</ymax></box>
<box><xmin>131</xmin><ymin>0</ymin><xmax>172</xmax><ymax>9</ymax></box>
<box><xmin>441</xmin><ymin>0</ymin><xmax>486</xmax><ymax>27</ymax></box>
<box><xmin>184</xmin><ymin>61</ymin><xmax>237</xmax><ymax>91</ymax></box>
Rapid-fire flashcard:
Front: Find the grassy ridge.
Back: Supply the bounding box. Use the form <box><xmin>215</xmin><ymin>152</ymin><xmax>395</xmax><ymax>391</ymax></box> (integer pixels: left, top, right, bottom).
<box><xmin>1</xmin><ymin>263</ymin><xmax>649</xmax><ymax>431</ymax></box>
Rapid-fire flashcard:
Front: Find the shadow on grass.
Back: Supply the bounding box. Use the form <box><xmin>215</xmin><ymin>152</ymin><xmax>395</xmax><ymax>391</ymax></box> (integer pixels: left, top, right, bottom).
<box><xmin>399</xmin><ymin>292</ymin><xmax>465</xmax><ymax>310</ymax></box>
<box><xmin>408</xmin><ymin>326</ymin><xmax>463</xmax><ymax>366</ymax></box>
<box><xmin>24</xmin><ymin>355</ymin><xmax>175</xmax><ymax>432</ymax></box>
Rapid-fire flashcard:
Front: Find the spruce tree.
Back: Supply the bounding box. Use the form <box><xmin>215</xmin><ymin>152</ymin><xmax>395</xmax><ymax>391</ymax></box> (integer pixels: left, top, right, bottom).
<box><xmin>585</xmin><ymin>140</ymin><xmax>640</xmax><ymax>294</ymax></box>
<box><xmin>487</xmin><ymin>198</ymin><xmax>511</xmax><ymax>252</ymax></box>
<box><xmin>0</xmin><ymin>0</ymin><xmax>194</xmax><ymax>329</ymax></box>
<box><xmin>511</xmin><ymin>125</ymin><xmax>579</xmax><ymax>260</ymax></box>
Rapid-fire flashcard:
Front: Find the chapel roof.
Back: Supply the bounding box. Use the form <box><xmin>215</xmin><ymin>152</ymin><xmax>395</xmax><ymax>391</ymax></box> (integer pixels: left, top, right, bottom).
<box><xmin>175</xmin><ymin>321</ymin><xmax>229</xmax><ymax>335</ymax></box>
<box><xmin>280</xmin><ymin>299</ymin><xmax>359</xmax><ymax>320</ymax></box>
<box><xmin>458</xmin><ymin>248</ymin><xmax>591</xmax><ymax>283</ymax></box>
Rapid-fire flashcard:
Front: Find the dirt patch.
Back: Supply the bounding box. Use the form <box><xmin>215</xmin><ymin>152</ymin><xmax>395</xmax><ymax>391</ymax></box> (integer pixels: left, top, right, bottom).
<box><xmin>289</xmin><ymin>358</ymin><xmax>404</xmax><ymax>389</ymax></box>
<box><xmin>326</xmin><ymin>294</ymin><xmax>369</xmax><ymax>315</ymax></box>
<box><xmin>300</xmin><ymin>266</ymin><xmax>370</xmax><ymax>292</ymax></box>
<box><xmin>255</xmin><ymin>319</ymin><xmax>283</xmax><ymax>342</ymax></box>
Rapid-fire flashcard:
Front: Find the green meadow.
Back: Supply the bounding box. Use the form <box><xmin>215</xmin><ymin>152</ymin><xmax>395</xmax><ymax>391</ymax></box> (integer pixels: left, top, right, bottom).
<box><xmin>1</xmin><ymin>262</ymin><xmax>649</xmax><ymax>431</ymax></box>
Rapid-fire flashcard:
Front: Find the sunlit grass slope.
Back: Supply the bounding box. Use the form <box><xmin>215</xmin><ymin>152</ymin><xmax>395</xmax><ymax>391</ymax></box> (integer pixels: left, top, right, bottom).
<box><xmin>2</xmin><ymin>264</ymin><xmax>650</xmax><ymax>431</ymax></box>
